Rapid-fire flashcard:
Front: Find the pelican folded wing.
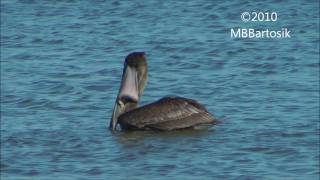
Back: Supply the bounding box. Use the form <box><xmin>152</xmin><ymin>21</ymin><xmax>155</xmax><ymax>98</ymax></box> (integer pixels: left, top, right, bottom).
<box><xmin>118</xmin><ymin>97</ymin><xmax>215</xmax><ymax>131</ymax></box>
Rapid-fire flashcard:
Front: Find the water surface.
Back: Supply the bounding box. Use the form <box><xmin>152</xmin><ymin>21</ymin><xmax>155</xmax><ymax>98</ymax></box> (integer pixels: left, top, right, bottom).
<box><xmin>1</xmin><ymin>0</ymin><xmax>319</xmax><ymax>179</ymax></box>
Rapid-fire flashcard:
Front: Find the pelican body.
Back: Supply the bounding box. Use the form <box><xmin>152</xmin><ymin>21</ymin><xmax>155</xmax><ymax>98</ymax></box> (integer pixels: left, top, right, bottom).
<box><xmin>110</xmin><ymin>52</ymin><xmax>215</xmax><ymax>131</ymax></box>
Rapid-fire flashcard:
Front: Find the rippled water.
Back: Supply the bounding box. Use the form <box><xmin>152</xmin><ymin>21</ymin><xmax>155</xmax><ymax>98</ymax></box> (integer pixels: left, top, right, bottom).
<box><xmin>1</xmin><ymin>0</ymin><xmax>319</xmax><ymax>179</ymax></box>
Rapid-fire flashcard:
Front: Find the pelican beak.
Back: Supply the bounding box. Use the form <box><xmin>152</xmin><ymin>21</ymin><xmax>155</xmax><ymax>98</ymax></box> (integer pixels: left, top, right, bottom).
<box><xmin>110</xmin><ymin>65</ymin><xmax>139</xmax><ymax>130</ymax></box>
<box><xmin>110</xmin><ymin>100</ymin><xmax>124</xmax><ymax>130</ymax></box>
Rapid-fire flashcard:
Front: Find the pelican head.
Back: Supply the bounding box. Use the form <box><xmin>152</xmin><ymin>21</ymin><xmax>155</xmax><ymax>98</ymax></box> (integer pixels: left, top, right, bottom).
<box><xmin>110</xmin><ymin>52</ymin><xmax>148</xmax><ymax>130</ymax></box>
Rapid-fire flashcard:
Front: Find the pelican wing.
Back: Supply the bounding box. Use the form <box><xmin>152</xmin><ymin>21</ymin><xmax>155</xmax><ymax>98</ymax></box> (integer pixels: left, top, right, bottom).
<box><xmin>118</xmin><ymin>97</ymin><xmax>215</xmax><ymax>130</ymax></box>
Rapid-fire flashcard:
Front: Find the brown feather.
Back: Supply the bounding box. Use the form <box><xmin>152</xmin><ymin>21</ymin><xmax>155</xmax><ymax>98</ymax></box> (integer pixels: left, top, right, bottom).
<box><xmin>118</xmin><ymin>97</ymin><xmax>215</xmax><ymax>130</ymax></box>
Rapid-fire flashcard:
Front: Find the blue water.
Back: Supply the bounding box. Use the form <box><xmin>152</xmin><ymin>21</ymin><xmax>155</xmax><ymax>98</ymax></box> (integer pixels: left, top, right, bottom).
<box><xmin>1</xmin><ymin>0</ymin><xmax>319</xmax><ymax>179</ymax></box>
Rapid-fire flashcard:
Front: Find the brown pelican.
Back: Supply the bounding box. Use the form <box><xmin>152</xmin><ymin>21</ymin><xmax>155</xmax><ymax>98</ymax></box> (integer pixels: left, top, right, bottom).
<box><xmin>110</xmin><ymin>52</ymin><xmax>216</xmax><ymax>131</ymax></box>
